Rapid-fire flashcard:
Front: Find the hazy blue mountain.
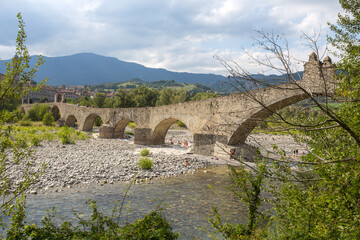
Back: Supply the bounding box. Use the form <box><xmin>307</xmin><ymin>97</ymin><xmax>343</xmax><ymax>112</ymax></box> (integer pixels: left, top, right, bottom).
<box><xmin>0</xmin><ymin>53</ymin><xmax>227</xmax><ymax>88</ymax></box>
<box><xmin>0</xmin><ymin>53</ymin><xmax>304</xmax><ymax>93</ymax></box>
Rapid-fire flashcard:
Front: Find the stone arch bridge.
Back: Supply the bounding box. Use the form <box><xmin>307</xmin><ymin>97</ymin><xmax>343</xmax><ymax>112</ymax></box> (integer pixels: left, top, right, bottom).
<box><xmin>21</xmin><ymin>53</ymin><xmax>336</xmax><ymax>155</ymax></box>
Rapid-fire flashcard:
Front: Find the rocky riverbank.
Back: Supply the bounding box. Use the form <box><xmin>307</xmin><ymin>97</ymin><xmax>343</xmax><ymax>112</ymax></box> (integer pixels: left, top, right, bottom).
<box><xmin>13</xmin><ymin>131</ymin><xmax>237</xmax><ymax>194</ymax></box>
<box><xmin>8</xmin><ymin>130</ymin><xmax>307</xmax><ymax>194</ymax></box>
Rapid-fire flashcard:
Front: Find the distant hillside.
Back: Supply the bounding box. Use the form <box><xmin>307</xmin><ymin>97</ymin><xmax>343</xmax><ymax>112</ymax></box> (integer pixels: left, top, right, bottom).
<box><xmin>0</xmin><ymin>53</ymin><xmax>305</xmax><ymax>93</ymax></box>
<box><xmin>86</xmin><ymin>79</ymin><xmax>213</xmax><ymax>96</ymax></box>
<box><xmin>0</xmin><ymin>53</ymin><xmax>227</xmax><ymax>90</ymax></box>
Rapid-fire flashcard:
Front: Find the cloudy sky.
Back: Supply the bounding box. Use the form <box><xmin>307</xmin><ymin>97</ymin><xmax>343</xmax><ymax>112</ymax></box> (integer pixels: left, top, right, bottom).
<box><xmin>0</xmin><ymin>0</ymin><xmax>343</xmax><ymax>75</ymax></box>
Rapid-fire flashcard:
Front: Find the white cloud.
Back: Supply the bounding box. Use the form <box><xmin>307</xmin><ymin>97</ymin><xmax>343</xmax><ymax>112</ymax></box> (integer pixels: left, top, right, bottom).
<box><xmin>0</xmin><ymin>0</ymin><xmax>344</xmax><ymax>75</ymax></box>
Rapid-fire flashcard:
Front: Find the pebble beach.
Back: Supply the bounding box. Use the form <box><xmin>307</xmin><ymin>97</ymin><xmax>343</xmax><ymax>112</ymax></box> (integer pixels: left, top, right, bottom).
<box><xmin>8</xmin><ymin>130</ymin><xmax>307</xmax><ymax>194</ymax></box>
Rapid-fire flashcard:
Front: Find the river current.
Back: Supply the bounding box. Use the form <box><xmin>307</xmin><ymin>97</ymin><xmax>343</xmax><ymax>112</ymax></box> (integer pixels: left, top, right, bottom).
<box><xmin>25</xmin><ymin>165</ymin><xmax>247</xmax><ymax>239</ymax></box>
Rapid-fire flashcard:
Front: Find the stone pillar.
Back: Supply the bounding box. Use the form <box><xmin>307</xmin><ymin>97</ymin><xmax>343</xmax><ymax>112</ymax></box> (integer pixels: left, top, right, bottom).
<box><xmin>57</xmin><ymin>118</ymin><xmax>65</xmax><ymax>127</ymax></box>
<box><xmin>99</xmin><ymin>124</ymin><xmax>115</xmax><ymax>138</ymax></box>
<box><xmin>134</xmin><ymin>128</ymin><xmax>152</xmax><ymax>145</ymax></box>
<box><xmin>192</xmin><ymin>133</ymin><xmax>228</xmax><ymax>155</ymax></box>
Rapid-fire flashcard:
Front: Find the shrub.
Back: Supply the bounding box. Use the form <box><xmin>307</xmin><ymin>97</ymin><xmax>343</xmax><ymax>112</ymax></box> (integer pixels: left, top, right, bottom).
<box><xmin>27</xmin><ymin>104</ymin><xmax>51</xmax><ymax>121</ymax></box>
<box><xmin>138</xmin><ymin>157</ymin><xmax>153</xmax><ymax>170</ymax></box>
<box><xmin>94</xmin><ymin>117</ymin><xmax>103</xmax><ymax>127</ymax></box>
<box><xmin>42</xmin><ymin>112</ymin><xmax>54</xmax><ymax>126</ymax></box>
<box><xmin>59</xmin><ymin>125</ymin><xmax>74</xmax><ymax>144</ymax></box>
<box><xmin>18</xmin><ymin>120</ymin><xmax>32</xmax><ymax>126</ymax></box>
<box><xmin>125</xmin><ymin>131</ymin><xmax>134</xmax><ymax>135</ymax></box>
<box><xmin>139</xmin><ymin>148</ymin><xmax>150</xmax><ymax>157</ymax></box>
<box><xmin>127</xmin><ymin>121</ymin><xmax>136</xmax><ymax>129</ymax></box>
<box><xmin>176</xmin><ymin>120</ymin><xmax>186</xmax><ymax>128</ymax></box>
<box><xmin>30</xmin><ymin>135</ymin><xmax>41</xmax><ymax>146</ymax></box>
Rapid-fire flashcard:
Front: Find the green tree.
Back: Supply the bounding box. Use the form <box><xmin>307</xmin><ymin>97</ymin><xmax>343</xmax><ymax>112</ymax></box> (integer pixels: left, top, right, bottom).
<box><xmin>78</xmin><ymin>95</ymin><xmax>92</xmax><ymax>106</ymax></box>
<box><xmin>131</xmin><ymin>86</ymin><xmax>159</xmax><ymax>107</ymax></box>
<box><xmin>174</xmin><ymin>88</ymin><xmax>187</xmax><ymax>103</ymax></box>
<box><xmin>42</xmin><ymin>112</ymin><xmax>54</xmax><ymax>126</ymax></box>
<box><xmin>113</xmin><ymin>88</ymin><xmax>135</xmax><ymax>108</ymax></box>
<box><xmin>190</xmin><ymin>92</ymin><xmax>218</xmax><ymax>101</ymax></box>
<box><xmin>211</xmin><ymin>1</ymin><xmax>360</xmax><ymax>238</ymax></box>
<box><xmin>0</xmin><ymin>13</ymin><xmax>46</xmax><ymax>226</ymax></box>
<box><xmin>93</xmin><ymin>92</ymin><xmax>106</xmax><ymax>108</ymax></box>
<box><xmin>156</xmin><ymin>88</ymin><xmax>175</xmax><ymax>106</ymax></box>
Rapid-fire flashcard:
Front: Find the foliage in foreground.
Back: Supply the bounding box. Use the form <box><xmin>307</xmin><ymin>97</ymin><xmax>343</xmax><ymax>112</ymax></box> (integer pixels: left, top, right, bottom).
<box><xmin>0</xmin><ymin>12</ymin><xmax>46</xmax><ymax>227</ymax></box>
<box><xmin>209</xmin><ymin>1</ymin><xmax>360</xmax><ymax>239</ymax></box>
<box><xmin>5</xmin><ymin>200</ymin><xmax>178</xmax><ymax>240</ymax></box>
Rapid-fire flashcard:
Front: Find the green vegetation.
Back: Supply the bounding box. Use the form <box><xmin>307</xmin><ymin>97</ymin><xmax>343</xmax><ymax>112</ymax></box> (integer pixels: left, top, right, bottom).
<box><xmin>138</xmin><ymin>157</ymin><xmax>154</xmax><ymax>170</ymax></box>
<box><xmin>0</xmin><ymin>12</ymin><xmax>46</xmax><ymax>229</ymax></box>
<box><xmin>94</xmin><ymin>116</ymin><xmax>103</xmax><ymax>127</ymax></box>
<box><xmin>71</xmin><ymin>79</ymin><xmax>220</xmax><ymax>109</ymax></box>
<box><xmin>139</xmin><ymin>148</ymin><xmax>150</xmax><ymax>157</ymax></box>
<box><xmin>209</xmin><ymin>160</ymin><xmax>267</xmax><ymax>239</ymax></box>
<box><xmin>42</xmin><ymin>112</ymin><xmax>54</xmax><ymax>126</ymax></box>
<box><xmin>210</xmin><ymin>1</ymin><xmax>360</xmax><ymax>239</ymax></box>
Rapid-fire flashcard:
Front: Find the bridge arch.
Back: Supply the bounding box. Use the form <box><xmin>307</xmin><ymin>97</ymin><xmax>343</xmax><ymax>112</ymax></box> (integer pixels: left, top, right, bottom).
<box><xmin>151</xmin><ymin>118</ymin><xmax>190</xmax><ymax>145</ymax></box>
<box><xmin>51</xmin><ymin>105</ymin><xmax>60</xmax><ymax>121</ymax></box>
<box><xmin>65</xmin><ymin>115</ymin><xmax>78</xmax><ymax>128</ymax></box>
<box><xmin>82</xmin><ymin>113</ymin><xmax>103</xmax><ymax>131</ymax></box>
<box><xmin>114</xmin><ymin>119</ymin><xmax>134</xmax><ymax>138</ymax></box>
<box><xmin>228</xmin><ymin>92</ymin><xmax>309</xmax><ymax>145</ymax></box>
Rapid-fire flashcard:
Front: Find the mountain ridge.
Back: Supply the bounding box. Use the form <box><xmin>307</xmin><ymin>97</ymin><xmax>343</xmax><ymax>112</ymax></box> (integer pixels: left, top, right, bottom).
<box><xmin>0</xmin><ymin>53</ymin><xmax>228</xmax><ymax>89</ymax></box>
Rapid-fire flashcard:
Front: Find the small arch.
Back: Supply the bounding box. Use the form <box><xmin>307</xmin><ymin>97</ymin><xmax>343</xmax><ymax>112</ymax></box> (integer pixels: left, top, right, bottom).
<box><xmin>114</xmin><ymin>119</ymin><xmax>135</xmax><ymax>138</ymax></box>
<box><xmin>228</xmin><ymin>93</ymin><xmax>309</xmax><ymax>145</ymax></box>
<box><xmin>51</xmin><ymin>105</ymin><xmax>60</xmax><ymax>121</ymax></box>
<box><xmin>65</xmin><ymin>115</ymin><xmax>78</xmax><ymax>128</ymax></box>
<box><xmin>151</xmin><ymin>118</ymin><xmax>190</xmax><ymax>145</ymax></box>
<box><xmin>82</xmin><ymin>113</ymin><xmax>103</xmax><ymax>131</ymax></box>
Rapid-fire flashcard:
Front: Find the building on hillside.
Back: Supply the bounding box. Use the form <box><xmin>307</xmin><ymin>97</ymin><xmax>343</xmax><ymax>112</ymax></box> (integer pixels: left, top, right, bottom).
<box><xmin>25</xmin><ymin>85</ymin><xmax>58</xmax><ymax>102</ymax></box>
<box><xmin>58</xmin><ymin>89</ymin><xmax>82</xmax><ymax>100</ymax></box>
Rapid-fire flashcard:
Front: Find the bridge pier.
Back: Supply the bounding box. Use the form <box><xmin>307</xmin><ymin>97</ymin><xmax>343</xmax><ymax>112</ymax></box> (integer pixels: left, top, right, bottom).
<box><xmin>134</xmin><ymin>128</ymin><xmax>153</xmax><ymax>145</ymax></box>
<box><xmin>57</xmin><ymin>118</ymin><xmax>65</xmax><ymax>127</ymax></box>
<box><xmin>192</xmin><ymin>134</ymin><xmax>228</xmax><ymax>155</ymax></box>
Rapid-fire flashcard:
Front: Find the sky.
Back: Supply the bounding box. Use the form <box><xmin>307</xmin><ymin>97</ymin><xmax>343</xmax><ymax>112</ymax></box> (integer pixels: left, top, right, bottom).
<box><xmin>0</xmin><ymin>0</ymin><xmax>343</xmax><ymax>76</ymax></box>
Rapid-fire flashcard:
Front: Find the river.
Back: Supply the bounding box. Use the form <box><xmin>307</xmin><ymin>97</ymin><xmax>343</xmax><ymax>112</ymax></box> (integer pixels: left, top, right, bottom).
<box><xmin>25</xmin><ymin>165</ymin><xmax>247</xmax><ymax>239</ymax></box>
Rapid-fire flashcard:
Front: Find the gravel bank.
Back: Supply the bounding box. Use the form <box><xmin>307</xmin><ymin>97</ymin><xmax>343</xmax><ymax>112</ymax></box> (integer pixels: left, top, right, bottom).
<box><xmin>8</xmin><ymin>130</ymin><xmax>306</xmax><ymax>194</ymax></box>
<box><xmin>19</xmin><ymin>131</ymin><xmax>237</xmax><ymax>194</ymax></box>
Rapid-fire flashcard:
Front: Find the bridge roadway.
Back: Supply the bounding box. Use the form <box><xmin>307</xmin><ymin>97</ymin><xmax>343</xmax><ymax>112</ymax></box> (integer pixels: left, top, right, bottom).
<box><xmin>21</xmin><ymin>53</ymin><xmax>336</xmax><ymax>155</ymax></box>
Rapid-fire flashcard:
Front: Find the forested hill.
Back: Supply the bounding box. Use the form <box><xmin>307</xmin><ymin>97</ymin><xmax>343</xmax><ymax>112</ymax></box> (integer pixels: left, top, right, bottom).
<box><xmin>86</xmin><ymin>79</ymin><xmax>213</xmax><ymax>94</ymax></box>
<box><xmin>0</xmin><ymin>53</ymin><xmax>227</xmax><ymax>89</ymax></box>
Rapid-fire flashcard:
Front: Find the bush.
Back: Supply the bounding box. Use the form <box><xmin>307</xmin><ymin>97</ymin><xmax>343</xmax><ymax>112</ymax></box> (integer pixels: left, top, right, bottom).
<box><xmin>59</xmin><ymin>125</ymin><xmax>74</xmax><ymax>144</ymax></box>
<box><xmin>42</xmin><ymin>112</ymin><xmax>54</xmax><ymax>126</ymax></box>
<box><xmin>176</xmin><ymin>120</ymin><xmax>186</xmax><ymax>128</ymax></box>
<box><xmin>94</xmin><ymin>117</ymin><xmax>103</xmax><ymax>127</ymax></box>
<box><xmin>16</xmin><ymin>202</ymin><xmax>178</xmax><ymax>239</ymax></box>
<box><xmin>139</xmin><ymin>148</ymin><xmax>150</xmax><ymax>157</ymax></box>
<box><xmin>27</xmin><ymin>104</ymin><xmax>51</xmax><ymax>121</ymax></box>
<box><xmin>127</xmin><ymin>121</ymin><xmax>136</xmax><ymax>129</ymax></box>
<box><xmin>30</xmin><ymin>134</ymin><xmax>41</xmax><ymax>146</ymax></box>
<box><xmin>138</xmin><ymin>157</ymin><xmax>153</xmax><ymax>170</ymax></box>
<box><xmin>18</xmin><ymin>120</ymin><xmax>32</xmax><ymax>126</ymax></box>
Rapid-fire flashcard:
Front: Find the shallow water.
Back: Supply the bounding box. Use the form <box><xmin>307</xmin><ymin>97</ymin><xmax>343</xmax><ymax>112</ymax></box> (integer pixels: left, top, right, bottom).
<box><xmin>25</xmin><ymin>165</ymin><xmax>248</xmax><ymax>239</ymax></box>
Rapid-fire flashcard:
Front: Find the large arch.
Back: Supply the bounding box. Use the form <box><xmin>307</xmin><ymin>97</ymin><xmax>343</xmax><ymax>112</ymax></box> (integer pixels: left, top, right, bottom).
<box><xmin>51</xmin><ymin>105</ymin><xmax>60</xmax><ymax>121</ymax></box>
<box><xmin>82</xmin><ymin>113</ymin><xmax>102</xmax><ymax>131</ymax></box>
<box><xmin>151</xmin><ymin>118</ymin><xmax>187</xmax><ymax>145</ymax></box>
<box><xmin>228</xmin><ymin>93</ymin><xmax>310</xmax><ymax>145</ymax></box>
<box><xmin>65</xmin><ymin>115</ymin><xmax>78</xmax><ymax>128</ymax></box>
<box><xmin>114</xmin><ymin>119</ymin><xmax>133</xmax><ymax>138</ymax></box>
